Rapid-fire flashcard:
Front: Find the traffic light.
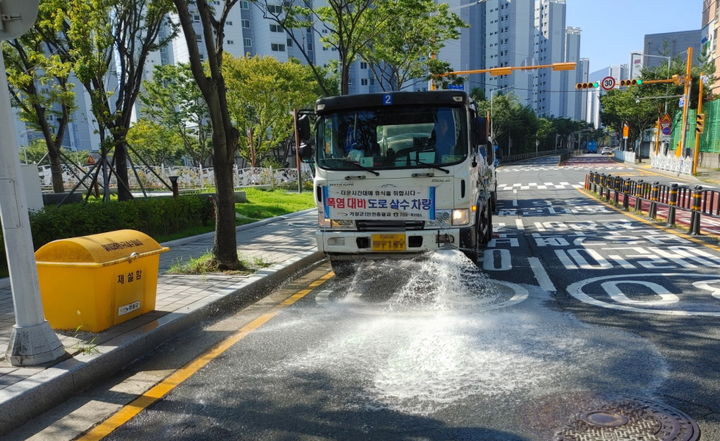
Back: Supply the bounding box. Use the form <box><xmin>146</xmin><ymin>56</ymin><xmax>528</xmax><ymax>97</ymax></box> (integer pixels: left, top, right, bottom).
<box><xmin>696</xmin><ymin>113</ymin><xmax>705</xmax><ymax>133</ymax></box>
<box><xmin>575</xmin><ymin>82</ymin><xmax>599</xmax><ymax>89</ymax></box>
<box><xmin>620</xmin><ymin>79</ymin><xmax>643</xmax><ymax>87</ymax></box>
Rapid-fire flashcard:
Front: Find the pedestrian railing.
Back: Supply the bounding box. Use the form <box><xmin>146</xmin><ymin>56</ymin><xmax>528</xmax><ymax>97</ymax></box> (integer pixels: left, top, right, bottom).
<box><xmin>585</xmin><ymin>171</ymin><xmax>720</xmax><ymax>235</ymax></box>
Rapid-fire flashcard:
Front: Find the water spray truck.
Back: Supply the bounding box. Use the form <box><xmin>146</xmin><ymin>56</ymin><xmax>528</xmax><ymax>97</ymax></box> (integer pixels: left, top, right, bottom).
<box><xmin>297</xmin><ymin>90</ymin><xmax>496</xmax><ymax>275</ymax></box>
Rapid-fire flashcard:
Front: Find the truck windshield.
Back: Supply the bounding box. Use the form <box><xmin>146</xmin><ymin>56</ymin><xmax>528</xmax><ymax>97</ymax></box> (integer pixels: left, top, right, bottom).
<box><xmin>316</xmin><ymin>106</ymin><xmax>467</xmax><ymax>171</ymax></box>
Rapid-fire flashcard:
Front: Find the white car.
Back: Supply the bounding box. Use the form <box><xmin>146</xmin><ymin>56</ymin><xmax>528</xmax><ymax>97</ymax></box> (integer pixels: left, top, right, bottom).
<box><xmin>600</xmin><ymin>146</ymin><xmax>614</xmax><ymax>155</ymax></box>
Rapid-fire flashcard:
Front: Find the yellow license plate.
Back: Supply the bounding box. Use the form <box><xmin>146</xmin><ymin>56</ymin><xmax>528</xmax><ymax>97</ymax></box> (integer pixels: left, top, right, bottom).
<box><xmin>371</xmin><ymin>234</ymin><xmax>406</xmax><ymax>251</ymax></box>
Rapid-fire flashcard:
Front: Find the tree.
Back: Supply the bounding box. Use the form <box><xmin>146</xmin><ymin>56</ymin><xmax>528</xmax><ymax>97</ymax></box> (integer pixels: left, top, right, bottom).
<box><xmin>172</xmin><ymin>0</ymin><xmax>242</xmax><ymax>270</ymax></box>
<box><xmin>253</xmin><ymin>0</ymin><xmax>379</xmax><ymax>95</ymax></box>
<box><xmin>126</xmin><ymin>119</ymin><xmax>182</xmax><ymax>166</ymax></box>
<box><xmin>140</xmin><ymin>63</ymin><xmax>213</xmax><ymax>166</ymax></box>
<box><xmin>224</xmin><ymin>55</ymin><xmax>319</xmax><ymax>167</ymax></box>
<box><xmin>38</xmin><ymin>0</ymin><xmax>176</xmax><ymax>200</ymax></box>
<box><xmin>2</xmin><ymin>24</ymin><xmax>75</xmax><ymax>193</ymax></box>
<box><xmin>478</xmin><ymin>93</ymin><xmax>539</xmax><ymax>156</ymax></box>
<box><xmin>361</xmin><ymin>0</ymin><xmax>465</xmax><ymax>91</ymax></box>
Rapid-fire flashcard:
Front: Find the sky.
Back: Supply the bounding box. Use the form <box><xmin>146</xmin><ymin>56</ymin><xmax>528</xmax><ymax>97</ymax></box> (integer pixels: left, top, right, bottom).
<box><xmin>566</xmin><ymin>0</ymin><xmax>704</xmax><ymax>72</ymax></box>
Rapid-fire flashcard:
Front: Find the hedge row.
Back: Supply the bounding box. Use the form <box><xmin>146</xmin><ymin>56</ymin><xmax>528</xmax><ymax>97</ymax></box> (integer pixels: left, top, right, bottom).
<box><xmin>0</xmin><ymin>195</ymin><xmax>214</xmax><ymax>276</ymax></box>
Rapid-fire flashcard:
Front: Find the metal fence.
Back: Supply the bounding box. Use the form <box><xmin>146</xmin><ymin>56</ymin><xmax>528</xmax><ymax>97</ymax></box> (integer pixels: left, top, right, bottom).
<box><xmin>37</xmin><ymin>164</ymin><xmax>314</xmax><ymax>191</ymax></box>
<box><xmin>585</xmin><ymin>171</ymin><xmax>720</xmax><ymax>235</ymax></box>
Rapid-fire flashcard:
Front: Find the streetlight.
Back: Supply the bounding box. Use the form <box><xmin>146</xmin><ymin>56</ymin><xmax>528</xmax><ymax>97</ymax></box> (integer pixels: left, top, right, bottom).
<box><xmin>0</xmin><ymin>0</ymin><xmax>66</xmax><ymax>365</ymax></box>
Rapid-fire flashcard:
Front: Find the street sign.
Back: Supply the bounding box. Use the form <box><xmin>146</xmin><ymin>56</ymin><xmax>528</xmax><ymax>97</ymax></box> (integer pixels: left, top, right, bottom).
<box><xmin>679</xmin><ymin>97</ymin><xmax>685</xmax><ymax>108</ymax></box>
<box><xmin>447</xmin><ymin>84</ymin><xmax>464</xmax><ymax>90</ymax></box>
<box><xmin>622</xmin><ymin>124</ymin><xmax>629</xmax><ymax>139</ymax></box>
<box><xmin>660</xmin><ymin>113</ymin><xmax>672</xmax><ymax>136</ymax></box>
<box><xmin>601</xmin><ymin>76</ymin><xmax>616</xmax><ymax>91</ymax></box>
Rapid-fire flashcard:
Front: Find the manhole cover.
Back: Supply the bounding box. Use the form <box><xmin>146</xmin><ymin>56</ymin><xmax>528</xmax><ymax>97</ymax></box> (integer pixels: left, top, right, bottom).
<box><xmin>556</xmin><ymin>398</ymin><xmax>700</xmax><ymax>441</ymax></box>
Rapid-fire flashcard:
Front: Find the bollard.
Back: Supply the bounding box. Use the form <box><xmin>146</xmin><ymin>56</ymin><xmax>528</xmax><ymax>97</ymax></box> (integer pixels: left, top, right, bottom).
<box><xmin>169</xmin><ymin>175</ymin><xmax>179</xmax><ymax>198</ymax></box>
<box><xmin>689</xmin><ymin>186</ymin><xmax>703</xmax><ymax>235</ymax></box>
<box><xmin>667</xmin><ymin>183</ymin><xmax>678</xmax><ymax>226</ymax></box>
<box><xmin>613</xmin><ymin>176</ymin><xmax>621</xmax><ymax>205</ymax></box>
<box><xmin>622</xmin><ymin>178</ymin><xmax>631</xmax><ymax>211</ymax></box>
<box><xmin>635</xmin><ymin>180</ymin><xmax>644</xmax><ymax>212</ymax></box>
<box><xmin>648</xmin><ymin>182</ymin><xmax>659</xmax><ymax>219</ymax></box>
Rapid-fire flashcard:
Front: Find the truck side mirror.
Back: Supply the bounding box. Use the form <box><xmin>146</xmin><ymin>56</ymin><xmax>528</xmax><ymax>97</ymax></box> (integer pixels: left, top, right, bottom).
<box><xmin>295</xmin><ymin>111</ymin><xmax>315</xmax><ymax>162</ymax></box>
<box><xmin>472</xmin><ymin>117</ymin><xmax>488</xmax><ymax>146</ymax></box>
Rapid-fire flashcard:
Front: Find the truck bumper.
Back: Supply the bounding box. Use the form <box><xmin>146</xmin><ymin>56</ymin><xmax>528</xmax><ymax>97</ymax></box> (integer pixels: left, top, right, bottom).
<box><xmin>317</xmin><ymin>226</ymin><xmax>475</xmax><ymax>259</ymax></box>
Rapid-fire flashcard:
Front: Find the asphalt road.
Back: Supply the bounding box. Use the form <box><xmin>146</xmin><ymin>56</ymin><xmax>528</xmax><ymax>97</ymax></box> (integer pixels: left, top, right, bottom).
<box><xmin>9</xmin><ymin>155</ymin><xmax>720</xmax><ymax>441</ymax></box>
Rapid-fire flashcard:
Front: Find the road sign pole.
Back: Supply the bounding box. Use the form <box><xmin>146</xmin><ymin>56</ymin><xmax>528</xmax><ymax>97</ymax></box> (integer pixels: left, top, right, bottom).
<box><xmin>654</xmin><ymin>118</ymin><xmax>660</xmax><ymax>155</ymax></box>
<box><xmin>678</xmin><ymin>47</ymin><xmax>693</xmax><ymax>158</ymax></box>
<box><xmin>0</xmin><ymin>50</ymin><xmax>65</xmax><ymax>366</ymax></box>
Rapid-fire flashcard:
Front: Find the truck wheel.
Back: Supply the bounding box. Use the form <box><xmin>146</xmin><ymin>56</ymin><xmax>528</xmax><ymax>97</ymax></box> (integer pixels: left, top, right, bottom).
<box><xmin>484</xmin><ymin>209</ymin><xmax>493</xmax><ymax>243</ymax></box>
<box><xmin>330</xmin><ymin>259</ymin><xmax>355</xmax><ymax>279</ymax></box>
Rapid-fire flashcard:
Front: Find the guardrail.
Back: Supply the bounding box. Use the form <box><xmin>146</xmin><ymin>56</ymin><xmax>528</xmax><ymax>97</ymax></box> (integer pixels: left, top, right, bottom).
<box><xmin>585</xmin><ymin>171</ymin><xmax>720</xmax><ymax>235</ymax></box>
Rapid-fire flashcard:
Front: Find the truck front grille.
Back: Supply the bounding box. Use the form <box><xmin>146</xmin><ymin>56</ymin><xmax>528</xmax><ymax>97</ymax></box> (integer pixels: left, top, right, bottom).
<box><xmin>355</xmin><ymin>220</ymin><xmax>425</xmax><ymax>231</ymax></box>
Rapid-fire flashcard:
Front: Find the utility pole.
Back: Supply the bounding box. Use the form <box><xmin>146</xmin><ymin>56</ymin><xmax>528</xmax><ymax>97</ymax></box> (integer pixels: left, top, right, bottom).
<box><xmin>692</xmin><ymin>75</ymin><xmax>705</xmax><ymax>176</ymax></box>
<box><xmin>0</xmin><ymin>0</ymin><xmax>65</xmax><ymax>365</ymax></box>
<box><xmin>678</xmin><ymin>47</ymin><xmax>693</xmax><ymax>158</ymax></box>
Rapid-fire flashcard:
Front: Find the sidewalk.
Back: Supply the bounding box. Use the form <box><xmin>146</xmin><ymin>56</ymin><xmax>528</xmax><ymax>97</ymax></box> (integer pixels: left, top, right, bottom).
<box><xmin>0</xmin><ymin>209</ymin><xmax>322</xmax><ymax>435</ymax></box>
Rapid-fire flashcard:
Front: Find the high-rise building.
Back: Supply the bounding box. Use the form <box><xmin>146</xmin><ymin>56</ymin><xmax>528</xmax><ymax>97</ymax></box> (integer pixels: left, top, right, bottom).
<box><xmin>702</xmin><ymin>0</ymin><xmax>720</xmax><ymax>93</ymax></box>
<box><xmin>642</xmin><ymin>29</ymin><xmax>702</xmax><ymax>75</ymax></box>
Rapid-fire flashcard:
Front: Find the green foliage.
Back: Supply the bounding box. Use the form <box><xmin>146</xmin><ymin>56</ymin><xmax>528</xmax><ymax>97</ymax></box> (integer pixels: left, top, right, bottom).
<box><xmin>139</xmin><ymin>63</ymin><xmax>213</xmax><ymax>166</ymax></box>
<box><xmin>0</xmin><ymin>195</ymin><xmax>213</xmax><ymax>277</ymax></box>
<box><xmin>235</xmin><ymin>188</ymin><xmax>315</xmax><ymax>221</ymax></box>
<box><xmin>361</xmin><ymin>0</ymin><xmax>466</xmax><ymax>91</ymax></box>
<box><xmin>127</xmin><ymin>119</ymin><xmax>183</xmax><ymax>165</ymax></box>
<box><xmin>223</xmin><ymin>55</ymin><xmax>320</xmax><ymax>166</ymax></box>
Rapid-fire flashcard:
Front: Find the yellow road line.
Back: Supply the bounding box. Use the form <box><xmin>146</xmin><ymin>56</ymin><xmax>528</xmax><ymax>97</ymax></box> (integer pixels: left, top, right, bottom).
<box><xmin>576</xmin><ymin>188</ymin><xmax>720</xmax><ymax>251</ymax></box>
<box><xmin>78</xmin><ymin>271</ymin><xmax>335</xmax><ymax>441</ymax></box>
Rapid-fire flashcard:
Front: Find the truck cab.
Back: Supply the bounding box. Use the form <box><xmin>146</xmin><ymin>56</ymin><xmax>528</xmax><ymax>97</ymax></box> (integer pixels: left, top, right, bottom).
<box><xmin>297</xmin><ymin>91</ymin><xmax>496</xmax><ymax>274</ymax></box>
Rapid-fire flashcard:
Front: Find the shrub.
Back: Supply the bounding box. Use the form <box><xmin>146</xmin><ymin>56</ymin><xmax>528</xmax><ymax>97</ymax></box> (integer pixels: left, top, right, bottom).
<box><xmin>0</xmin><ymin>195</ymin><xmax>213</xmax><ymax>276</ymax></box>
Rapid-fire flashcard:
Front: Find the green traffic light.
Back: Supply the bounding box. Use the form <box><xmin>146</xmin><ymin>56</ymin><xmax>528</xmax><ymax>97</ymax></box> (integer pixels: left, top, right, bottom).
<box><xmin>593</xmin><ymin>82</ymin><xmax>599</xmax><ymax>88</ymax></box>
<box><xmin>636</xmin><ymin>80</ymin><xmax>643</xmax><ymax>85</ymax></box>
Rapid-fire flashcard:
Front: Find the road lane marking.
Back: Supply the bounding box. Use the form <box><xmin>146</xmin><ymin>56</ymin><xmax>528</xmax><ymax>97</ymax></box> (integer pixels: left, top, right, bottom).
<box><xmin>515</xmin><ymin>219</ymin><xmax>525</xmax><ymax>231</ymax></box>
<box><xmin>576</xmin><ymin>188</ymin><xmax>720</xmax><ymax>251</ymax></box>
<box><xmin>77</xmin><ymin>271</ymin><xmax>335</xmax><ymax>441</ymax></box>
<box><xmin>567</xmin><ymin>273</ymin><xmax>720</xmax><ymax>317</ymax></box>
<box><xmin>529</xmin><ymin>257</ymin><xmax>556</xmax><ymax>292</ymax></box>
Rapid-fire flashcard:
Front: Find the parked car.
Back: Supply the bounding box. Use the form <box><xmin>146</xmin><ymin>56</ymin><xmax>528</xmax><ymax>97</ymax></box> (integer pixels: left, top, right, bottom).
<box><xmin>600</xmin><ymin>146</ymin><xmax>614</xmax><ymax>155</ymax></box>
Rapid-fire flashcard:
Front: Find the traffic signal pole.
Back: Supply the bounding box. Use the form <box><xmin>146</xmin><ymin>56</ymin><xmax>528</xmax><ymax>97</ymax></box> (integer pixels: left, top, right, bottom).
<box><xmin>678</xmin><ymin>47</ymin><xmax>693</xmax><ymax>158</ymax></box>
<box><xmin>692</xmin><ymin>76</ymin><xmax>704</xmax><ymax>175</ymax></box>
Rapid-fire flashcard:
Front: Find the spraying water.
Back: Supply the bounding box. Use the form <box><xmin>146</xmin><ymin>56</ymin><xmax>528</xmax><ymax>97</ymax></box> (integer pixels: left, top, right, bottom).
<box><xmin>268</xmin><ymin>250</ymin><xmax>667</xmax><ymax>418</ymax></box>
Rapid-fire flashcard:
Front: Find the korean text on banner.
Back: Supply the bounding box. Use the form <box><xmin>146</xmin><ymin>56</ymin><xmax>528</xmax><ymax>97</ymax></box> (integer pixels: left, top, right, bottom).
<box><xmin>322</xmin><ymin>183</ymin><xmax>436</xmax><ymax>221</ymax></box>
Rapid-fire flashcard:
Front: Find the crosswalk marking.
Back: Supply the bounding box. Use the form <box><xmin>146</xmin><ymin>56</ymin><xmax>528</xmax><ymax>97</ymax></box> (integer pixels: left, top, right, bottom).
<box><xmin>498</xmin><ymin>165</ymin><xmax>629</xmax><ymax>172</ymax></box>
<box><xmin>497</xmin><ymin>182</ymin><xmax>584</xmax><ymax>191</ymax></box>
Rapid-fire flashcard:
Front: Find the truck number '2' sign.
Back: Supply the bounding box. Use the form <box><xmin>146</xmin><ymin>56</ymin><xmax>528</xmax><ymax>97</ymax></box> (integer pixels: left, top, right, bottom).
<box><xmin>322</xmin><ymin>183</ymin><xmax>436</xmax><ymax>220</ymax></box>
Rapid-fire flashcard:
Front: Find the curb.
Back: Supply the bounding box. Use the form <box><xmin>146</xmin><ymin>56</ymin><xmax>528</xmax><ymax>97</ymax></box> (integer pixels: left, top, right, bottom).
<box><xmin>0</xmin><ymin>248</ymin><xmax>325</xmax><ymax>435</ymax></box>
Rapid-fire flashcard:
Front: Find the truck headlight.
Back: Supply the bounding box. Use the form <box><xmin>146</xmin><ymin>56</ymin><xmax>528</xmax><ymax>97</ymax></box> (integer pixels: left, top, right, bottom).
<box><xmin>452</xmin><ymin>209</ymin><xmax>470</xmax><ymax>225</ymax></box>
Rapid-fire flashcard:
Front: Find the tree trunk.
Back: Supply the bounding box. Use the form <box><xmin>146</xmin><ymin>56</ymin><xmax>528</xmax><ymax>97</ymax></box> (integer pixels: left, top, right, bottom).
<box><xmin>47</xmin><ymin>145</ymin><xmax>65</xmax><ymax>193</ymax></box>
<box><xmin>207</xmin><ymin>88</ymin><xmax>241</xmax><ymax>270</ymax></box>
<box><xmin>114</xmin><ymin>137</ymin><xmax>133</xmax><ymax>201</ymax></box>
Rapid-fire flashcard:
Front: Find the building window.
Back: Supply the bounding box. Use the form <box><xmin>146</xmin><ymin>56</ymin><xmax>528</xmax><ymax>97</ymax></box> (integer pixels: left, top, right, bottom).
<box><xmin>361</xmin><ymin>78</ymin><xmax>368</xmax><ymax>86</ymax></box>
<box><xmin>227</xmin><ymin>21</ymin><xmax>233</xmax><ymax>25</ymax></box>
<box><xmin>271</xmin><ymin>43</ymin><xmax>286</xmax><ymax>52</ymax></box>
<box><xmin>193</xmin><ymin>14</ymin><xmax>200</xmax><ymax>22</ymax></box>
<box><xmin>360</xmin><ymin>62</ymin><xmax>367</xmax><ymax>69</ymax></box>
<box><xmin>227</xmin><ymin>40</ymin><xmax>234</xmax><ymax>45</ymax></box>
<box><xmin>244</xmin><ymin>37</ymin><xmax>253</xmax><ymax>47</ymax></box>
<box><xmin>242</xmin><ymin>19</ymin><xmax>250</xmax><ymax>28</ymax></box>
<box><xmin>270</xmin><ymin>24</ymin><xmax>283</xmax><ymax>32</ymax></box>
<box><xmin>241</xmin><ymin>1</ymin><xmax>249</xmax><ymax>9</ymax></box>
<box><xmin>287</xmin><ymin>38</ymin><xmax>293</xmax><ymax>47</ymax></box>
<box><xmin>267</xmin><ymin>4</ymin><xmax>283</xmax><ymax>14</ymax></box>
